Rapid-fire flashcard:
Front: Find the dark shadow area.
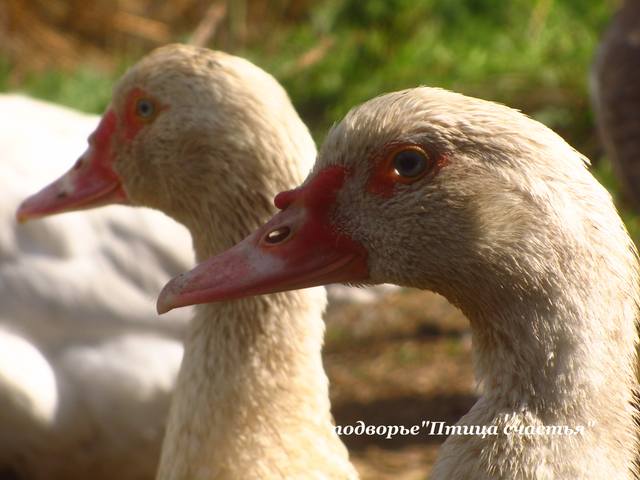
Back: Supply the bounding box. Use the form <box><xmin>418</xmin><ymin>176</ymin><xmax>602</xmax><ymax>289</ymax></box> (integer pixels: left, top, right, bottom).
<box><xmin>415</xmin><ymin>322</ymin><xmax>466</xmax><ymax>340</ymax></box>
<box><xmin>0</xmin><ymin>466</ymin><xmax>21</xmax><ymax>480</ymax></box>
<box><xmin>325</xmin><ymin>323</ymin><xmax>468</xmax><ymax>354</ymax></box>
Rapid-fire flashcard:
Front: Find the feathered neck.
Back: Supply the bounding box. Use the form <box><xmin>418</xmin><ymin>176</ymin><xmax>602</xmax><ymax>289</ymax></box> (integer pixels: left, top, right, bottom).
<box><xmin>156</xmin><ymin>201</ymin><xmax>356</xmax><ymax>479</ymax></box>
<box><xmin>431</xmin><ymin>210</ymin><xmax>639</xmax><ymax>479</ymax></box>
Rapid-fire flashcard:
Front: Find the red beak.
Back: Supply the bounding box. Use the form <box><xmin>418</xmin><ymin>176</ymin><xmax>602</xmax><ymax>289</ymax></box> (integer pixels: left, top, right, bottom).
<box><xmin>157</xmin><ymin>166</ymin><xmax>369</xmax><ymax>313</ymax></box>
<box><xmin>16</xmin><ymin>110</ymin><xmax>127</xmax><ymax>222</ymax></box>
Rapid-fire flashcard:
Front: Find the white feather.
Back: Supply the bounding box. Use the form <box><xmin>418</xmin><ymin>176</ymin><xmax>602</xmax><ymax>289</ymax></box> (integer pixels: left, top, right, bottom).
<box><xmin>0</xmin><ymin>94</ymin><xmax>193</xmax><ymax>480</ymax></box>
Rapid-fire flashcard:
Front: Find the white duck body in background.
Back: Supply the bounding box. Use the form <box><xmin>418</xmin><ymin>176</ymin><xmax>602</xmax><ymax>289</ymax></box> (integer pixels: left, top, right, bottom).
<box><xmin>17</xmin><ymin>45</ymin><xmax>357</xmax><ymax>479</ymax></box>
<box><xmin>160</xmin><ymin>87</ymin><xmax>640</xmax><ymax>479</ymax></box>
<box><xmin>0</xmin><ymin>94</ymin><xmax>193</xmax><ymax>479</ymax></box>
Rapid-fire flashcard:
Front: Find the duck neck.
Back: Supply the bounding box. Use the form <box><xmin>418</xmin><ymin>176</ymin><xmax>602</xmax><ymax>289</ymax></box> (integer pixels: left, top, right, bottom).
<box><xmin>432</xmin><ymin>262</ymin><xmax>638</xmax><ymax>479</ymax></box>
<box><xmin>156</xmin><ymin>227</ymin><xmax>354</xmax><ymax>480</ymax></box>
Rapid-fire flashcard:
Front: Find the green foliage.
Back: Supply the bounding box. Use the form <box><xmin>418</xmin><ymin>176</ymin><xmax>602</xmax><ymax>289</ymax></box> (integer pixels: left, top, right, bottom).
<box><xmin>0</xmin><ymin>62</ymin><xmax>127</xmax><ymax>114</ymax></box>
<box><xmin>17</xmin><ymin>68</ymin><xmax>116</xmax><ymax>114</ymax></box>
<box><xmin>1</xmin><ymin>0</ymin><xmax>617</xmax><ymax>146</ymax></box>
<box><xmin>0</xmin><ymin>59</ymin><xmax>10</xmax><ymax>92</ymax></box>
<box><xmin>3</xmin><ymin>0</ymin><xmax>638</xmax><ymax>239</ymax></box>
<box><xmin>249</xmin><ymin>0</ymin><xmax>615</xmax><ymax>151</ymax></box>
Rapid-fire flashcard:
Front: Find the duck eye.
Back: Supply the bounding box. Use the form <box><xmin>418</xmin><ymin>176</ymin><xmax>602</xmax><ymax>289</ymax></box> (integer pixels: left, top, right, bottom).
<box><xmin>393</xmin><ymin>149</ymin><xmax>428</xmax><ymax>178</ymax></box>
<box><xmin>136</xmin><ymin>98</ymin><xmax>155</xmax><ymax>119</ymax></box>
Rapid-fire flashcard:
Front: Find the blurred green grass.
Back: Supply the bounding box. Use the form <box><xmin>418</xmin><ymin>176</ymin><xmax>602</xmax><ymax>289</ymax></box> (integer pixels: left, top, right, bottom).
<box><xmin>3</xmin><ymin>0</ymin><xmax>637</xmax><ymax>238</ymax></box>
<box><xmin>7</xmin><ymin>67</ymin><xmax>117</xmax><ymax>114</ymax></box>
<box><xmin>3</xmin><ymin>0</ymin><xmax>615</xmax><ymax>143</ymax></box>
<box><xmin>250</xmin><ymin>0</ymin><xmax>613</xmax><ymax>149</ymax></box>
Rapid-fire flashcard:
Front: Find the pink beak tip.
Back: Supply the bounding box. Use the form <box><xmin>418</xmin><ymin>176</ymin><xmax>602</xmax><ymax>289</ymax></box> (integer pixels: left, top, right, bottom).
<box><xmin>156</xmin><ymin>288</ymin><xmax>176</xmax><ymax>315</ymax></box>
<box><xmin>15</xmin><ymin>202</ymin><xmax>35</xmax><ymax>224</ymax></box>
<box><xmin>156</xmin><ymin>270</ymin><xmax>202</xmax><ymax>314</ymax></box>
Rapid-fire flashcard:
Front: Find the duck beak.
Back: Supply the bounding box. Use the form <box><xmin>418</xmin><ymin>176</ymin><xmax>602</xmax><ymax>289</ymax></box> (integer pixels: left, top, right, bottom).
<box><xmin>157</xmin><ymin>166</ymin><xmax>369</xmax><ymax>313</ymax></box>
<box><xmin>16</xmin><ymin>110</ymin><xmax>127</xmax><ymax>223</ymax></box>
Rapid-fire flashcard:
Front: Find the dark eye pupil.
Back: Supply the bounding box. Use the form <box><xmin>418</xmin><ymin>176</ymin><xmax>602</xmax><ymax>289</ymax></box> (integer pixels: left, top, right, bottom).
<box><xmin>393</xmin><ymin>150</ymin><xmax>427</xmax><ymax>177</ymax></box>
<box><xmin>137</xmin><ymin>99</ymin><xmax>154</xmax><ymax>117</ymax></box>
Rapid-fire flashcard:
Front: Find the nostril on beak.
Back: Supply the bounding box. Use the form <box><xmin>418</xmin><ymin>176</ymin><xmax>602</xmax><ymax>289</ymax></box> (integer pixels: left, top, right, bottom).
<box><xmin>264</xmin><ymin>226</ymin><xmax>291</xmax><ymax>245</ymax></box>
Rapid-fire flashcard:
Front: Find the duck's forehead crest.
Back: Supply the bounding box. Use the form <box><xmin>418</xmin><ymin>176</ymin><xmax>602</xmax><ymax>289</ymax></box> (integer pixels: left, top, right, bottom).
<box><xmin>115</xmin><ymin>46</ymin><xmax>226</xmax><ymax>102</ymax></box>
<box><xmin>318</xmin><ymin>102</ymin><xmax>411</xmax><ymax>170</ymax></box>
<box><xmin>318</xmin><ymin>90</ymin><xmax>457</xmax><ymax>173</ymax></box>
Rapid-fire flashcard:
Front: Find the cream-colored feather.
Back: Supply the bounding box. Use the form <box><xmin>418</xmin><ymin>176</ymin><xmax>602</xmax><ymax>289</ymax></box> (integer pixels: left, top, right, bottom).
<box><xmin>112</xmin><ymin>44</ymin><xmax>356</xmax><ymax>480</ymax></box>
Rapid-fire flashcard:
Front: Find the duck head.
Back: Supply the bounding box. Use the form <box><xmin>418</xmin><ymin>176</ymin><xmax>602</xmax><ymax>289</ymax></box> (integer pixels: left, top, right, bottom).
<box><xmin>158</xmin><ymin>87</ymin><xmax>610</xmax><ymax>313</ymax></box>
<box><xmin>17</xmin><ymin>44</ymin><xmax>314</xmax><ymax>247</ymax></box>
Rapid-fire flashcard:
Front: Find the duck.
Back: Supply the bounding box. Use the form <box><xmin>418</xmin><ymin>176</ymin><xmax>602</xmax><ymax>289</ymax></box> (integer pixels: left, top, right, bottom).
<box><xmin>158</xmin><ymin>86</ymin><xmax>640</xmax><ymax>479</ymax></box>
<box><xmin>17</xmin><ymin>44</ymin><xmax>357</xmax><ymax>479</ymax></box>
<box><xmin>1</xmin><ymin>93</ymin><xmax>192</xmax><ymax>480</ymax></box>
<box><xmin>592</xmin><ymin>0</ymin><xmax>640</xmax><ymax>209</ymax></box>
